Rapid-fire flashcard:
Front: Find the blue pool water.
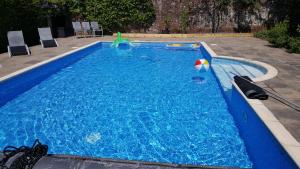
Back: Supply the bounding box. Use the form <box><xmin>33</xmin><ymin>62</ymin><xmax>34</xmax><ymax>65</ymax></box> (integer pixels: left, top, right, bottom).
<box><xmin>212</xmin><ymin>58</ymin><xmax>266</xmax><ymax>93</ymax></box>
<box><xmin>0</xmin><ymin>43</ymin><xmax>252</xmax><ymax>168</ymax></box>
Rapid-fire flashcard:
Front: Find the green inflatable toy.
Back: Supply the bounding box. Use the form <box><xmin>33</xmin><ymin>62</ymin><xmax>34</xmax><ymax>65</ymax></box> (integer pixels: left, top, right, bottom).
<box><xmin>112</xmin><ymin>32</ymin><xmax>132</xmax><ymax>48</ymax></box>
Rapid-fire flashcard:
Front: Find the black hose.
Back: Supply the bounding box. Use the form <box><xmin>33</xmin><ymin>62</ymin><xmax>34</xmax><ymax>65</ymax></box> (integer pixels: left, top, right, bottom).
<box><xmin>0</xmin><ymin>139</ymin><xmax>48</xmax><ymax>169</ymax></box>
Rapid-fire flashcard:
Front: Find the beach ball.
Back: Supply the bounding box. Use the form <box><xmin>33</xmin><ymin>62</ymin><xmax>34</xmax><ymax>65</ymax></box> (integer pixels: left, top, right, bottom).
<box><xmin>194</xmin><ymin>59</ymin><xmax>209</xmax><ymax>71</ymax></box>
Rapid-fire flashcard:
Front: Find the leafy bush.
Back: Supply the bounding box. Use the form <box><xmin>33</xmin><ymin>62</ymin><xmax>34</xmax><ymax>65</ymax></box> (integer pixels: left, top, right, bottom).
<box><xmin>265</xmin><ymin>21</ymin><xmax>289</xmax><ymax>47</ymax></box>
<box><xmin>287</xmin><ymin>37</ymin><xmax>300</xmax><ymax>53</ymax></box>
<box><xmin>84</xmin><ymin>0</ymin><xmax>156</xmax><ymax>34</ymax></box>
<box><xmin>254</xmin><ymin>29</ymin><xmax>269</xmax><ymax>39</ymax></box>
<box><xmin>0</xmin><ymin>0</ymin><xmax>155</xmax><ymax>53</ymax></box>
<box><xmin>0</xmin><ymin>0</ymin><xmax>47</xmax><ymax>53</ymax></box>
<box><xmin>179</xmin><ymin>8</ymin><xmax>189</xmax><ymax>33</ymax></box>
<box><xmin>162</xmin><ymin>15</ymin><xmax>171</xmax><ymax>34</ymax></box>
<box><xmin>255</xmin><ymin>21</ymin><xmax>300</xmax><ymax>53</ymax></box>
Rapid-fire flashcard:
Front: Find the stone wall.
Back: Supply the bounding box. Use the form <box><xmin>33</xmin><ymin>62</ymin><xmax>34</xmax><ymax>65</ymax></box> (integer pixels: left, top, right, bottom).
<box><xmin>149</xmin><ymin>0</ymin><xmax>269</xmax><ymax>33</ymax></box>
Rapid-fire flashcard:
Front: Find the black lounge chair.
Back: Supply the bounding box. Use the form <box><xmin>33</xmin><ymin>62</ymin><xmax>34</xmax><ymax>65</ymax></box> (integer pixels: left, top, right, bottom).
<box><xmin>38</xmin><ymin>27</ymin><xmax>58</xmax><ymax>48</ymax></box>
<box><xmin>7</xmin><ymin>31</ymin><xmax>30</xmax><ymax>57</ymax></box>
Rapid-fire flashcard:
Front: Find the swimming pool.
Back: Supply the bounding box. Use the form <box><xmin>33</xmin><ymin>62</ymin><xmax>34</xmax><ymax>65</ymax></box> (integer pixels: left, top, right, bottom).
<box><xmin>0</xmin><ymin>42</ymin><xmax>298</xmax><ymax>169</ymax></box>
<box><xmin>0</xmin><ymin>42</ymin><xmax>252</xmax><ymax>168</ymax></box>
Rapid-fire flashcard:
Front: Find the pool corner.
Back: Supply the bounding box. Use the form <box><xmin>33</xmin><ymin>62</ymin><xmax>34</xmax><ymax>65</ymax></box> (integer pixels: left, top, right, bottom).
<box><xmin>201</xmin><ymin>41</ymin><xmax>300</xmax><ymax>169</ymax></box>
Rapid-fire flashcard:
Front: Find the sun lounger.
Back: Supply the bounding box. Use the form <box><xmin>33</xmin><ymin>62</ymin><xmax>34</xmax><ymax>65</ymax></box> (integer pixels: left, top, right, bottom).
<box><xmin>38</xmin><ymin>27</ymin><xmax>58</xmax><ymax>48</ymax></box>
<box><xmin>90</xmin><ymin>21</ymin><xmax>103</xmax><ymax>37</ymax></box>
<box><xmin>81</xmin><ymin>22</ymin><xmax>92</xmax><ymax>37</ymax></box>
<box><xmin>72</xmin><ymin>22</ymin><xmax>83</xmax><ymax>37</ymax></box>
<box><xmin>7</xmin><ymin>31</ymin><xmax>30</xmax><ymax>57</ymax></box>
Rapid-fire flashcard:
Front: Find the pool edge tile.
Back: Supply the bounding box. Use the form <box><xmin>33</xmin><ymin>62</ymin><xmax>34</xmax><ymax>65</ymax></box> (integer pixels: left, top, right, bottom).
<box><xmin>0</xmin><ymin>41</ymin><xmax>101</xmax><ymax>83</ymax></box>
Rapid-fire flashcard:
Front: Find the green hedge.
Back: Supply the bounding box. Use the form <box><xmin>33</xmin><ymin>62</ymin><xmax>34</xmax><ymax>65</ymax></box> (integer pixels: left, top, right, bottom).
<box><xmin>255</xmin><ymin>21</ymin><xmax>300</xmax><ymax>53</ymax></box>
<box><xmin>0</xmin><ymin>0</ymin><xmax>47</xmax><ymax>53</ymax></box>
<box><xmin>0</xmin><ymin>0</ymin><xmax>155</xmax><ymax>53</ymax></box>
<box><xmin>84</xmin><ymin>0</ymin><xmax>156</xmax><ymax>34</ymax></box>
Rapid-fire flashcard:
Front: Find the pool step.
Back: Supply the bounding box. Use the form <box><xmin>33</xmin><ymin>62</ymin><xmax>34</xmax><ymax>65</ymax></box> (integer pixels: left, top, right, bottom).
<box><xmin>31</xmin><ymin>154</ymin><xmax>251</xmax><ymax>169</ymax></box>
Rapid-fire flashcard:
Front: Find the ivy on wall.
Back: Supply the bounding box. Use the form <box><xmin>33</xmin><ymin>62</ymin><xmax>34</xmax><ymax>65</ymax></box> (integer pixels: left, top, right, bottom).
<box><xmin>84</xmin><ymin>0</ymin><xmax>156</xmax><ymax>33</ymax></box>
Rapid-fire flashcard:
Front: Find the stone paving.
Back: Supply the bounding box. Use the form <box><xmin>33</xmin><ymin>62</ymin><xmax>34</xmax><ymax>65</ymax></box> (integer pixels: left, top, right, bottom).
<box><xmin>0</xmin><ymin>36</ymin><xmax>300</xmax><ymax>168</ymax></box>
<box><xmin>0</xmin><ymin>37</ymin><xmax>103</xmax><ymax>77</ymax></box>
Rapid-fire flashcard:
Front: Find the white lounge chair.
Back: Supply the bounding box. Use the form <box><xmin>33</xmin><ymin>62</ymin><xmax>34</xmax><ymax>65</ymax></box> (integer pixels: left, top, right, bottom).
<box><xmin>72</xmin><ymin>22</ymin><xmax>83</xmax><ymax>37</ymax></box>
<box><xmin>90</xmin><ymin>21</ymin><xmax>103</xmax><ymax>37</ymax></box>
<box><xmin>38</xmin><ymin>27</ymin><xmax>58</xmax><ymax>48</ymax></box>
<box><xmin>81</xmin><ymin>22</ymin><xmax>92</xmax><ymax>37</ymax></box>
<box><xmin>7</xmin><ymin>31</ymin><xmax>30</xmax><ymax>57</ymax></box>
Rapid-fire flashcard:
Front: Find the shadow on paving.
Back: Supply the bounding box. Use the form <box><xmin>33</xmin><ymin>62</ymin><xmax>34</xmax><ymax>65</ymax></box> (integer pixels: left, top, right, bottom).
<box><xmin>32</xmin><ymin>155</ymin><xmax>249</xmax><ymax>169</ymax></box>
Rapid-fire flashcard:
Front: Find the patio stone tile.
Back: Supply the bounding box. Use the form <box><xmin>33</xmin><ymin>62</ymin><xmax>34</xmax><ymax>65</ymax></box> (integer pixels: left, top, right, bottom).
<box><xmin>25</xmin><ymin>60</ymin><xmax>44</xmax><ymax>65</ymax></box>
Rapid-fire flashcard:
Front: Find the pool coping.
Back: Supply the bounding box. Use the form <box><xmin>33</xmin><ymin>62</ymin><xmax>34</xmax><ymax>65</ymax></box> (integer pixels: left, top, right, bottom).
<box><xmin>200</xmin><ymin>42</ymin><xmax>278</xmax><ymax>82</ymax></box>
<box><xmin>212</xmin><ymin>56</ymin><xmax>278</xmax><ymax>82</ymax></box>
<box><xmin>0</xmin><ymin>40</ymin><xmax>298</xmax><ymax>167</ymax></box>
<box><xmin>0</xmin><ymin>41</ymin><xmax>100</xmax><ymax>82</ymax></box>
<box><xmin>0</xmin><ymin>41</ymin><xmax>194</xmax><ymax>82</ymax></box>
<box><xmin>30</xmin><ymin>154</ymin><xmax>250</xmax><ymax>169</ymax></box>
<box><xmin>201</xmin><ymin>42</ymin><xmax>300</xmax><ymax>168</ymax></box>
<box><xmin>114</xmin><ymin>33</ymin><xmax>254</xmax><ymax>38</ymax></box>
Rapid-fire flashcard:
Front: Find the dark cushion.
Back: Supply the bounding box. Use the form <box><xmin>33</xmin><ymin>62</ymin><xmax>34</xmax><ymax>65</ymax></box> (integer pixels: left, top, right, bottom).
<box><xmin>234</xmin><ymin>76</ymin><xmax>268</xmax><ymax>100</ymax></box>
<box><xmin>94</xmin><ymin>30</ymin><xmax>102</xmax><ymax>36</ymax></box>
<box><xmin>9</xmin><ymin>46</ymin><xmax>29</xmax><ymax>56</ymax></box>
<box><xmin>42</xmin><ymin>40</ymin><xmax>57</xmax><ymax>48</ymax></box>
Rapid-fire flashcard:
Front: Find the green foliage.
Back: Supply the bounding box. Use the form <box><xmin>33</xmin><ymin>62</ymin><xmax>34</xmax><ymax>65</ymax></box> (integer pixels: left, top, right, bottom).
<box><xmin>211</xmin><ymin>0</ymin><xmax>232</xmax><ymax>33</ymax></box>
<box><xmin>164</xmin><ymin>16</ymin><xmax>171</xmax><ymax>29</ymax></box>
<box><xmin>0</xmin><ymin>0</ymin><xmax>47</xmax><ymax>53</ymax></box>
<box><xmin>84</xmin><ymin>0</ymin><xmax>155</xmax><ymax>33</ymax></box>
<box><xmin>233</xmin><ymin>0</ymin><xmax>259</xmax><ymax>32</ymax></box>
<box><xmin>0</xmin><ymin>0</ymin><xmax>155</xmax><ymax>52</ymax></box>
<box><xmin>287</xmin><ymin>0</ymin><xmax>300</xmax><ymax>36</ymax></box>
<box><xmin>255</xmin><ymin>21</ymin><xmax>300</xmax><ymax>53</ymax></box>
<box><xmin>254</xmin><ymin>30</ymin><xmax>269</xmax><ymax>39</ymax></box>
<box><xmin>216</xmin><ymin>0</ymin><xmax>232</xmax><ymax>11</ymax></box>
<box><xmin>266</xmin><ymin>21</ymin><xmax>289</xmax><ymax>47</ymax></box>
<box><xmin>287</xmin><ymin>37</ymin><xmax>300</xmax><ymax>53</ymax></box>
<box><xmin>179</xmin><ymin>8</ymin><xmax>189</xmax><ymax>33</ymax></box>
<box><xmin>267</xmin><ymin>0</ymin><xmax>300</xmax><ymax>36</ymax></box>
<box><xmin>233</xmin><ymin>0</ymin><xmax>258</xmax><ymax>9</ymax></box>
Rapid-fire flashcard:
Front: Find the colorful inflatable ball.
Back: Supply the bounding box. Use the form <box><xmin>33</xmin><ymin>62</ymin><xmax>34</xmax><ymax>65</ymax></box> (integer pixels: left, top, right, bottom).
<box><xmin>194</xmin><ymin>59</ymin><xmax>209</xmax><ymax>71</ymax></box>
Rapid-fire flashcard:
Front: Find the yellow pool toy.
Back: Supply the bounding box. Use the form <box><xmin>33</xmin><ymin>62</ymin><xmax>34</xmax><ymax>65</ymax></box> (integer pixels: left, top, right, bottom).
<box><xmin>167</xmin><ymin>43</ymin><xmax>184</xmax><ymax>47</ymax></box>
<box><xmin>167</xmin><ymin>43</ymin><xmax>200</xmax><ymax>49</ymax></box>
<box><xmin>191</xmin><ymin>43</ymin><xmax>200</xmax><ymax>48</ymax></box>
